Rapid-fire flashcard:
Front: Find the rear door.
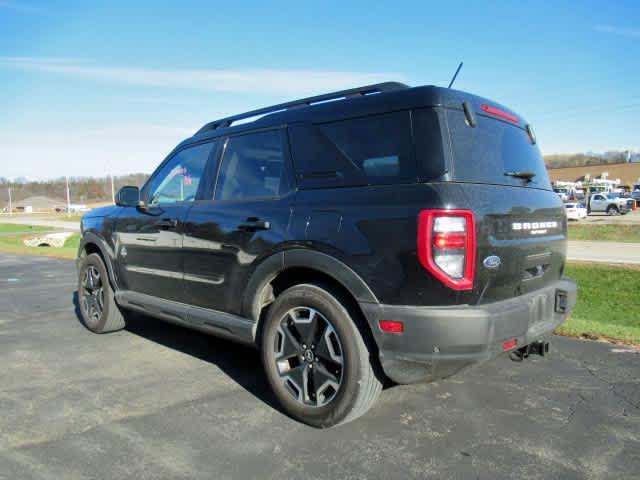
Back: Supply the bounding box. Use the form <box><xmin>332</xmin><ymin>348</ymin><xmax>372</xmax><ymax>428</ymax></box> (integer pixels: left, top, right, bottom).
<box><xmin>444</xmin><ymin>108</ymin><xmax>566</xmax><ymax>303</ymax></box>
<box><xmin>114</xmin><ymin>141</ymin><xmax>216</xmax><ymax>302</ymax></box>
<box><xmin>182</xmin><ymin>128</ymin><xmax>294</xmax><ymax>315</ymax></box>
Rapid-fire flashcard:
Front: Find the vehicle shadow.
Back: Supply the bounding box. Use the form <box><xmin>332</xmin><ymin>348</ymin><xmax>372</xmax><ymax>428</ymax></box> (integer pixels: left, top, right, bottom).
<box><xmin>72</xmin><ymin>291</ymin><xmax>283</xmax><ymax>415</ymax></box>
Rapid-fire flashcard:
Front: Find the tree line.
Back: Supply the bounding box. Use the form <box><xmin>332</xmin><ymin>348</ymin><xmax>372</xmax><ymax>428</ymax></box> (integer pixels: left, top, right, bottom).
<box><xmin>544</xmin><ymin>150</ymin><xmax>640</xmax><ymax>169</ymax></box>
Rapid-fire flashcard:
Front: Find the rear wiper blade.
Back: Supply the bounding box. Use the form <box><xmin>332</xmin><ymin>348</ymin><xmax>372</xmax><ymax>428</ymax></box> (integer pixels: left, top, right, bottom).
<box><xmin>504</xmin><ymin>170</ymin><xmax>536</xmax><ymax>182</ymax></box>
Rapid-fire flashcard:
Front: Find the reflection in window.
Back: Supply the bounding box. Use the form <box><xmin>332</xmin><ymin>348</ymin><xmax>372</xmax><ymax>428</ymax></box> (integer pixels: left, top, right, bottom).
<box><xmin>149</xmin><ymin>142</ymin><xmax>213</xmax><ymax>204</ymax></box>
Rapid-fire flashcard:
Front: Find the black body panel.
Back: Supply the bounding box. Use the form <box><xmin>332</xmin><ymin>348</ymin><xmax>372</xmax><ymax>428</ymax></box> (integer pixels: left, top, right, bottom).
<box><xmin>113</xmin><ymin>204</ymin><xmax>190</xmax><ymax>303</ymax></box>
<box><xmin>182</xmin><ymin>195</ymin><xmax>294</xmax><ymax>314</ymax></box>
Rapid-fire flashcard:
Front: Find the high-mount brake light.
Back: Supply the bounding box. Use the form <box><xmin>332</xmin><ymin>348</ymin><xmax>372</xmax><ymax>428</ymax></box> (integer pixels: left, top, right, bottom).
<box><xmin>417</xmin><ymin>210</ymin><xmax>476</xmax><ymax>290</ymax></box>
<box><xmin>481</xmin><ymin>104</ymin><xmax>519</xmax><ymax>124</ymax></box>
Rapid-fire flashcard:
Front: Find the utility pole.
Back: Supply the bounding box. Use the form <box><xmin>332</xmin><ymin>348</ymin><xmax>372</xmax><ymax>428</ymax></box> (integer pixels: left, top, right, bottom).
<box><xmin>106</xmin><ymin>161</ymin><xmax>116</xmax><ymax>204</ymax></box>
<box><xmin>111</xmin><ymin>173</ymin><xmax>116</xmax><ymax>204</ymax></box>
<box><xmin>584</xmin><ymin>174</ymin><xmax>591</xmax><ymax>214</ymax></box>
<box><xmin>66</xmin><ymin>176</ymin><xmax>71</xmax><ymax>218</ymax></box>
<box><xmin>7</xmin><ymin>186</ymin><xmax>11</xmax><ymax>216</ymax></box>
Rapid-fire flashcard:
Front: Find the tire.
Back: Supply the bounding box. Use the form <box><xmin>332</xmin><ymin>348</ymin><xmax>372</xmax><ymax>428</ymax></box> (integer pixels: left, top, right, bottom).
<box><xmin>77</xmin><ymin>253</ymin><xmax>126</xmax><ymax>333</ymax></box>
<box><xmin>606</xmin><ymin>205</ymin><xmax>619</xmax><ymax>216</ymax></box>
<box><xmin>261</xmin><ymin>283</ymin><xmax>382</xmax><ymax>428</ymax></box>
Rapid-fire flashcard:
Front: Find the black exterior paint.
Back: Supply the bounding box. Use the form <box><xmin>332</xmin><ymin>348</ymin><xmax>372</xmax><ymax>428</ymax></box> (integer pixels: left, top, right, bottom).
<box><xmin>78</xmin><ymin>83</ymin><xmax>576</xmax><ymax>384</ymax></box>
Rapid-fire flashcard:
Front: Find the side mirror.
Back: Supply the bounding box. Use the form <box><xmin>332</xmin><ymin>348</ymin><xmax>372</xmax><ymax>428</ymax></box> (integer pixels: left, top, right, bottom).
<box><xmin>115</xmin><ymin>186</ymin><xmax>140</xmax><ymax>207</ymax></box>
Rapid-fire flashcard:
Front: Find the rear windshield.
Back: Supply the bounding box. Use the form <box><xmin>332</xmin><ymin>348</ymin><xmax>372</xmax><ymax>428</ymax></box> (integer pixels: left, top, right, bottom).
<box><xmin>447</xmin><ymin>109</ymin><xmax>551</xmax><ymax>189</ymax></box>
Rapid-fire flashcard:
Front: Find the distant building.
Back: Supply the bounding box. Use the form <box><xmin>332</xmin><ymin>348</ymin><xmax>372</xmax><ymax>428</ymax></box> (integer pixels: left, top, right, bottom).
<box><xmin>67</xmin><ymin>204</ymin><xmax>90</xmax><ymax>213</ymax></box>
<box><xmin>14</xmin><ymin>196</ymin><xmax>65</xmax><ymax>213</ymax></box>
<box><xmin>548</xmin><ymin>162</ymin><xmax>640</xmax><ymax>188</ymax></box>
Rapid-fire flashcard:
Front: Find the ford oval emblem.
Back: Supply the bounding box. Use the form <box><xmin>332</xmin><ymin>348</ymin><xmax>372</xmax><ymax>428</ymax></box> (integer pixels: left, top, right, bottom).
<box><xmin>483</xmin><ymin>255</ymin><xmax>501</xmax><ymax>269</ymax></box>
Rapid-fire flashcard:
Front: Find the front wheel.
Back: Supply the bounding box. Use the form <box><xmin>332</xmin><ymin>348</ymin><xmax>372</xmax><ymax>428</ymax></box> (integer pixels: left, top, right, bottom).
<box><xmin>261</xmin><ymin>283</ymin><xmax>382</xmax><ymax>428</ymax></box>
<box><xmin>77</xmin><ymin>253</ymin><xmax>126</xmax><ymax>333</ymax></box>
<box><xmin>606</xmin><ymin>205</ymin><xmax>619</xmax><ymax>216</ymax></box>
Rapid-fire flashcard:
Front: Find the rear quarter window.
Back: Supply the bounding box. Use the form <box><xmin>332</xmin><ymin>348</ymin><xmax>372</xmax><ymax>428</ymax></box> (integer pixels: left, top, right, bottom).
<box><xmin>447</xmin><ymin>109</ymin><xmax>551</xmax><ymax>189</ymax></box>
<box><xmin>289</xmin><ymin>111</ymin><xmax>416</xmax><ymax>188</ymax></box>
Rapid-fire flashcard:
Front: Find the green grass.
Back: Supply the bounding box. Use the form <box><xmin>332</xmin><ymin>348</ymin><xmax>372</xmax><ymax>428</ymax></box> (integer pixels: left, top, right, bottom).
<box><xmin>556</xmin><ymin>263</ymin><xmax>640</xmax><ymax>344</ymax></box>
<box><xmin>568</xmin><ymin>224</ymin><xmax>640</xmax><ymax>243</ymax></box>
<box><xmin>0</xmin><ymin>223</ymin><xmax>54</xmax><ymax>233</ymax></box>
<box><xmin>50</xmin><ymin>213</ymin><xmax>84</xmax><ymax>223</ymax></box>
<box><xmin>0</xmin><ymin>232</ymin><xmax>80</xmax><ymax>259</ymax></box>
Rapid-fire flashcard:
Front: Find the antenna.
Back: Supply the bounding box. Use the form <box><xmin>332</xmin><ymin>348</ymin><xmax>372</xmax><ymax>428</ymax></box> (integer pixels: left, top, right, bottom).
<box><xmin>447</xmin><ymin>62</ymin><xmax>463</xmax><ymax>88</ymax></box>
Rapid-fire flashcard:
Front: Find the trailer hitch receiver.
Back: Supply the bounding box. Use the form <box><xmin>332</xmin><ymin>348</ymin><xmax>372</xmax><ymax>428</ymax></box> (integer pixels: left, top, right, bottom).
<box><xmin>509</xmin><ymin>341</ymin><xmax>549</xmax><ymax>361</ymax></box>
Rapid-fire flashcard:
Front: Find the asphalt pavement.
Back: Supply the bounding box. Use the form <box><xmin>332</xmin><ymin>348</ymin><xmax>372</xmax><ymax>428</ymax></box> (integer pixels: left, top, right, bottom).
<box><xmin>0</xmin><ymin>215</ymin><xmax>79</xmax><ymax>231</ymax></box>
<box><xmin>567</xmin><ymin>240</ymin><xmax>640</xmax><ymax>265</ymax></box>
<box><xmin>0</xmin><ymin>253</ymin><xmax>638</xmax><ymax>479</ymax></box>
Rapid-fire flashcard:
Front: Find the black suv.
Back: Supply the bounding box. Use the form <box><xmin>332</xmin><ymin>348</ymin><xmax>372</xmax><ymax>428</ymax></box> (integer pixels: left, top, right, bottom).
<box><xmin>77</xmin><ymin>82</ymin><xmax>577</xmax><ymax>427</ymax></box>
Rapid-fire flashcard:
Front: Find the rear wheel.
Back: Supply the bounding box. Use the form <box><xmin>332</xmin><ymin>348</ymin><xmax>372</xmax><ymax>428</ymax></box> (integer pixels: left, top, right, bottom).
<box><xmin>606</xmin><ymin>205</ymin><xmax>619</xmax><ymax>216</ymax></box>
<box><xmin>261</xmin><ymin>283</ymin><xmax>382</xmax><ymax>428</ymax></box>
<box><xmin>78</xmin><ymin>253</ymin><xmax>126</xmax><ymax>333</ymax></box>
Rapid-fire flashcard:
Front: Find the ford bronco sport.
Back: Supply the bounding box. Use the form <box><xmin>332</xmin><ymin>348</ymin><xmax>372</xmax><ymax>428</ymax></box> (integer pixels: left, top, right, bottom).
<box><xmin>77</xmin><ymin>82</ymin><xmax>577</xmax><ymax>427</ymax></box>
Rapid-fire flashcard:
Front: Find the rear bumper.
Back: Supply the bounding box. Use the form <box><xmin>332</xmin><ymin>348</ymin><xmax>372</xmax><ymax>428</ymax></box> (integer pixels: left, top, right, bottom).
<box><xmin>360</xmin><ymin>278</ymin><xmax>577</xmax><ymax>384</ymax></box>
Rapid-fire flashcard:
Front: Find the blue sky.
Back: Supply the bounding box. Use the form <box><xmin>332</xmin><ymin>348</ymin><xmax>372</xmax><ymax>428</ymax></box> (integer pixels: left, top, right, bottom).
<box><xmin>1</xmin><ymin>0</ymin><xmax>639</xmax><ymax>179</ymax></box>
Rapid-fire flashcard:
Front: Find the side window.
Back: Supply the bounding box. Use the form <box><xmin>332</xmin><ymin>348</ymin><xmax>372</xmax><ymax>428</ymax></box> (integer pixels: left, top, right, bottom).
<box><xmin>319</xmin><ymin>112</ymin><xmax>413</xmax><ymax>183</ymax></box>
<box><xmin>289</xmin><ymin>111</ymin><xmax>415</xmax><ymax>188</ymax></box>
<box><xmin>148</xmin><ymin>142</ymin><xmax>214</xmax><ymax>204</ymax></box>
<box><xmin>214</xmin><ymin>130</ymin><xmax>288</xmax><ymax>201</ymax></box>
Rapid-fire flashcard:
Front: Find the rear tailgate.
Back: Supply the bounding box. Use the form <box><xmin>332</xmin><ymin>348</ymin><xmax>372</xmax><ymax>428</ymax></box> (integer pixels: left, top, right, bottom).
<box><xmin>445</xmin><ymin>106</ymin><xmax>567</xmax><ymax>303</ymax></box>
<box><xmin>464</xmin><ymin>184</ymin><xmax>567</xmax><ymax>303</ymax></box>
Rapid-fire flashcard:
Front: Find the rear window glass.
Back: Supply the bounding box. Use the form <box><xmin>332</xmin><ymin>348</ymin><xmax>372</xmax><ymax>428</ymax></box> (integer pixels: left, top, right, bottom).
<box><xmin>289</xmin><ymin>111</ymin><xmax>415</xmax><ymax>188</ymax></box>
<box><xmin>447</xmin><ymin>109</ymin><xmax>551</xmax><ymax>189</ymax></box>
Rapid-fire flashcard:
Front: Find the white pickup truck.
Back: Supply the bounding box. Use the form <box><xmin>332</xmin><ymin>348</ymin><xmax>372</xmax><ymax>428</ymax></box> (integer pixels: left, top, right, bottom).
<box><xmin>589</xmin><ymin>193</ymin><xmax>633</xmax><ymax>215</ymax></box>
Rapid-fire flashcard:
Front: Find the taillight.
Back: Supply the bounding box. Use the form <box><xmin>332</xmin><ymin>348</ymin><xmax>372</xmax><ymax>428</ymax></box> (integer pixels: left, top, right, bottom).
<box><xmin>417</xmin><ymin>209</ymin><xmax>476</xmax><ymax>290</ymax></box>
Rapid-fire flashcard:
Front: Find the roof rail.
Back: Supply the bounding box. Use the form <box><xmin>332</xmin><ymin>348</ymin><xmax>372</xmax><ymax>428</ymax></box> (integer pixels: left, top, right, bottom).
<box><xmin>195</xmin><ymin>81</ymin><xmax>409</xmax><ymax>135</ymax></box>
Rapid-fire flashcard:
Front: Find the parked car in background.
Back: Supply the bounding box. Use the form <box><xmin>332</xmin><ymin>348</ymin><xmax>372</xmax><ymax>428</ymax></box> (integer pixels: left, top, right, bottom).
<box><xmin>573</xmin><ymin>191</ymin><xmax>585</xmax><ymax>201</ymax></box>
<box><xmin>565</xmin><ymin>202</ymin><xmax>587</xmax><ymax>221</ymax></box>
<box><xmin>553</xmin><ymin>187</ymin><xmax>569</xmax><ymax>202</ymax></box>
<box><xmin>589</xmin><ymin>193</ymin><xmax>633</xmax><ymax>215</ymax></box>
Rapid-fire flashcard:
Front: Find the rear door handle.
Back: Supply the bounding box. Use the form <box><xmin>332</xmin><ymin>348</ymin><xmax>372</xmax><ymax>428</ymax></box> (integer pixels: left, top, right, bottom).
<box><xmin>156</xmin><ymin>218</ymin><xmax>178</xmax><ymax>229</ymax></box>
<box><xmin>237</xmin><ymin>218</ymin><xmax>270</xmax><ymax>231</ymax></box>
